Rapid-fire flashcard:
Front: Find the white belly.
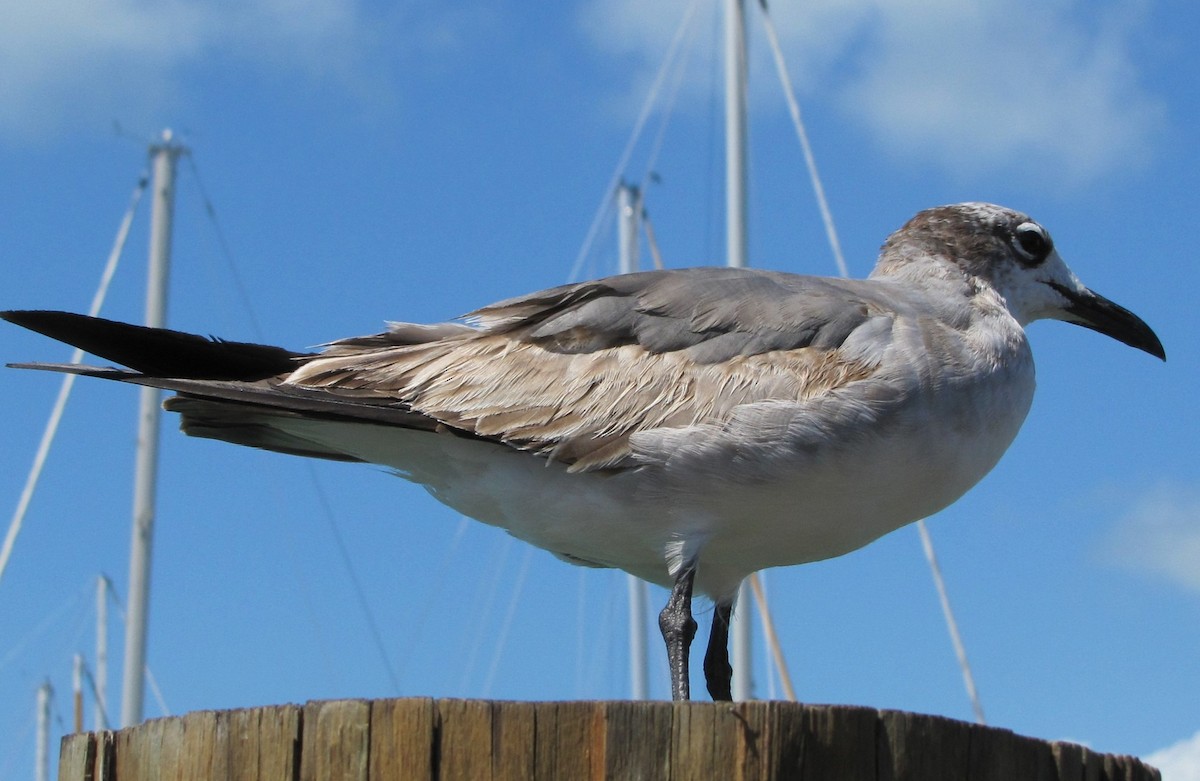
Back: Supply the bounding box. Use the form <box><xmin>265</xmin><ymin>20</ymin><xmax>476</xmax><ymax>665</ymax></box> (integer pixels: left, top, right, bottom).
<box><xmin>271</xmin><ymin>354</ymin><xmax>1034</xmax><ymax>601</ymax></box>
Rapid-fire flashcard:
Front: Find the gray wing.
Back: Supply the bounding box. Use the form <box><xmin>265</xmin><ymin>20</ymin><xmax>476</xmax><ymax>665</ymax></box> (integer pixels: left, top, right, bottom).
<box><xmin>288</xmin><ymin>267</ymin><xmax>898</xmax><ymax>471</ymax></box>
<box><xmin>469</xmin><ymin>267</ymin><xmax>875</xmax><ymax>360</ymax></box>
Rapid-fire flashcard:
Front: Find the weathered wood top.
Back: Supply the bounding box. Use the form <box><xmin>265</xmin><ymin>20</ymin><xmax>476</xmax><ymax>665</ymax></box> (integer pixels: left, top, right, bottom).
<box><xmin>58</xmin><ymin>698</ymin><xmax>1160</xmax><ymax>781</ymax></box>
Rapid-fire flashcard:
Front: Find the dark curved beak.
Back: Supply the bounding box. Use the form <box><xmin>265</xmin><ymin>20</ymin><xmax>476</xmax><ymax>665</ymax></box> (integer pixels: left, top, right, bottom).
<box><xmin>1050</xmin><ymin>282</ymin><xmax>1165</xmax><ymax>361</ymax></box>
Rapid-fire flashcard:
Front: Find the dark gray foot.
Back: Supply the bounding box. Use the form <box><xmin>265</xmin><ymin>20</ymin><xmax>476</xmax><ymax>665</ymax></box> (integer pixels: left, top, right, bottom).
<box><xmin>704</xmin><ymin>600</ymin><xmax>734</xmax><ymax>701</ymax></box>
<box><xmin>659</xmin><ymin>565</ymin><xmax>698</xmax><ymax>701</ymax></box>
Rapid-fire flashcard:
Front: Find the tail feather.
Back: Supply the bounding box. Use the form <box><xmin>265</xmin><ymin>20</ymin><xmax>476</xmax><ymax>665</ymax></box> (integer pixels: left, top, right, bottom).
<box><xmin>4</xmin><ymin>310</ymin><xmax>447</xmax><ymax>462</ymax></box>
<box><xmin>0</xmin><ymin>310</ymin><xmax>306</xmax><ymax>380</ymax></box>
<box><xmin>165</xmin><ymin>396</ymin><xmax>365</xmax><ymax>462</ymax></box>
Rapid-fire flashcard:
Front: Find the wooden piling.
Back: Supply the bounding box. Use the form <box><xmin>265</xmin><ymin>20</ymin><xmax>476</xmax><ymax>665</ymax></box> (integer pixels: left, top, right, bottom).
<box><xmin>57</xmin><ymin>699</ymin><xmax>1160</xmax><ymax>781</ymax></box>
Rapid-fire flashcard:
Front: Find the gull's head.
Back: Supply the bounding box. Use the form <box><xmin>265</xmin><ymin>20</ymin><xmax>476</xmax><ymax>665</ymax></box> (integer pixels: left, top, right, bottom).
<box><xmin>877</xmin><ymin>202</ymin><xmax>1165</xmax><ymax>361</ymax></box>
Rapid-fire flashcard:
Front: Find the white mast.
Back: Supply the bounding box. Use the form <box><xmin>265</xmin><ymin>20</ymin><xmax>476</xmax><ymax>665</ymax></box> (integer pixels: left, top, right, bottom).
<box><xmin>36</xmin><ymin>680</ymin><xmax>52</xmax><ymax>781</ymax></box>
<box><xmin>121</xmin><ymin>129</ymin><xmax>185</xmax><ymax>728</ymax></box>
<box><xmin>73</xmin><ymin>654</ymin><xmax>84</xmax><ymax>733</ymax></box>
<box><xmin>724</xmin><ymin>0</ymin><xmax>749</xmax><ymax>270</ymax></box>
<box><xmin>96</xmin><ymin>575</ymin><xmax>109</xmax><ymax>729</ymax></box>
<box><xmin>617</xmin><ymin>182</ymin><xmax>650</xmax><ymax>699</ymax></box>
<box><xmin>627</xmin><ymin>576</ymin><xmax>649</xmax><ymax>699</ymax></box>
<box><xmin>617</xmin><ymin>183</ymin><xmax>642</xmax><ymax>275</ymax></box>
<box><xmin>724</xmin><ymin>0</ymin><xmax>754</xmax><ymax>701</ymax></box>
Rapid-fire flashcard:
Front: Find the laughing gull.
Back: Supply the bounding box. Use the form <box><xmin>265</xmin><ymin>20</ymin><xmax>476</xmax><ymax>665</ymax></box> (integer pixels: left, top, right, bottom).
<box><xmin>4</xmin><ymin>203</ymin><xmax>1164</xmax><ymax>701</ymax></box>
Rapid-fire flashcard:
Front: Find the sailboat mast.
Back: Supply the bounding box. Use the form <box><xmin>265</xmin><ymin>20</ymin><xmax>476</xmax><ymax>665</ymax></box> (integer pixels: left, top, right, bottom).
<box><xmin>724</xmin><ymin>0</ymin><xmax>749</xmax><ymax>270</ymax></box>
<box><xmin>36</xmin><ymin>680</ymin><xmax>51</xmax><ymax>781</ymax></box>
<box><xmin>617</xmin><ymin>183</ymin><xmax>651</xmax><ymax>699</ymax></box>
<box><xmin>724</xmin><ymin>0</ymin><xmax>755</xmax><ymax>701</ymax></box>
<box><xmin>121</xmin><ymin>129</ymin><xmax>184</xmax><ymax>728</ymax></box>
<box><xmin>96</xmin><ymin>575</ymin><xmax>109</xmax><ymax>729</ymax></box>
<box><xmin>617</xmin><ymin>183</ymin><xmax>642</xmax><ymax>275</ymax></box>
<box><xmin>73</xmin><ymin>654</ymin><xmax>84</xmax><ymax>732</ymax></box>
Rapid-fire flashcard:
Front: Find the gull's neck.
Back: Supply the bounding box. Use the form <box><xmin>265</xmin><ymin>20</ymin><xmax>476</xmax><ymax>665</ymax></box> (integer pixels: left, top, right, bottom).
<box><xmin>871</xmin><ymin>254</ymin><xmax>1030</xmax><ymax>365</ymax></box>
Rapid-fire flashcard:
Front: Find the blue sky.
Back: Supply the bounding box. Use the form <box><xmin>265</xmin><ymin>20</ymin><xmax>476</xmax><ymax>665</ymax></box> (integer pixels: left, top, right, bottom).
<box><xmin>1</xmin><ymin>0</ymin><xmax>1198</xmax><ymax>777</ymax></box>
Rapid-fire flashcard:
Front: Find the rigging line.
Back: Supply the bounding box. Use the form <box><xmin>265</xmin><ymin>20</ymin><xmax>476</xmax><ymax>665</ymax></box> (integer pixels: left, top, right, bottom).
<box><xmin>629</xmin><ymin>2</ymin><xmax>700</xmax><ymax>270</ymax></box>
<box><xmin>66</xmin><ymin>592</ymin><xmax>95</xmax><ymax>654</ymax></box>
<box><xmin>747</xmin><ymin>572</ymin><xmax>796</xmax><ymax>701</ymax></box>
<box><xmin>579</xmin><ymin>570</ymin><xmax>628</xmax><ymax>697</ymax></box>
<box><xmin>0</xmin><ymin>579</ymin><xmax>93</xmax><ymax>674</ymax></box>
<box><xmin>98</xmin><ymin>580</ymin><xmax>171</xmax><ymax>716</ymax></box>
<box><xmin>703</xmin><ymin>0</ymin><xmax>724</xmax><ymax>265</ymax></box>
<box><xmin>304</xmin><ymin>462</ymin><xmax>403</xmax><ymax>695</ymax></box>
<box><xmin>755</xmin><ymin>0</ymin><xmax>848</xmax><ymax>279</ymax></box>
<box><xmin>754</xmin><ymin>0</ymin><xmax>985</xmax><ymax>723</ymax></box>
<box><xmin>918</xmin><ymin>521</ymin><xmax>986</xmax><ymax>724</ymax></box>
<box><xmin>567</xmin><ymin>0</ymin><xmax>705</xmax><ymax>283</ymax></box>
<box><xmin>639</xmin><ymin>0</ymin><xmax>704</xmax><ymax>192</ymax></box>
<box><xmin>397</xmin><ymin>515</ymin><xmax>471</xmax><ymax>673</ymax></box>
<box><xmin>0</xmin><ymin>171</ymin><xmax>149</xmax><ymax>589</ymax></box>
<box><xmin>598</xmin><ymin>572</ymin><xmax>624</xmax><ymax>695</ymax></box>
<box><xmin>643</xmin><ymin>210</ymin><xmax>666</xmax><ymax>270</ymax></box>
<box><xmin>481</xmin><ymin>546</ymin><xmax>534</xmax><ymax>696</ymax></box>
<box><xmin>0</xmin><ymin>710</ymin><xmax>36</xmax><ymax>780</ymax></box>
<box><xmin>183</xmin><ymin>154</ymin><xmax>264</xmax><ymax>338</ymax></box>
<box><xmin>143</xmin><ymin>664</ymin><xmax>170</xmax><ymax>718</ymax></box>
<box><xmin>185</xmin><ymin>159</ymin><xmax>355</xmax><ymax>688</ymax></box>
<box><xmin>185</xmin><ymin>154</ymin><xmax>402</xmax><ymax>696</ymax></box>
<box><xmin>755</xmin><ymin>574</ymin><xmax>778</xmax><ymax>701</ymax></box>
<box><xmin>79</xmin><ymin>663</ymin><xmax>111</xmax><ymax>731</ymax></box>
<box><xmin>265</xmin><ymin>474</ymin><xmax>344</xmax><ymax>691</ymax></box>
<box><xmin>457</xmin><ymin>535</ymin><xmax>513</xmax><ymax>694</ymax></box>
<box><xmin>49</xmin><ymin>682</ymin><xmax>69</xmax><ymax>733</ymax></box>
<box><xmin>579</xmin><ymin>571</ymin><xmax>616</xmax><ymax>697</ymax></box>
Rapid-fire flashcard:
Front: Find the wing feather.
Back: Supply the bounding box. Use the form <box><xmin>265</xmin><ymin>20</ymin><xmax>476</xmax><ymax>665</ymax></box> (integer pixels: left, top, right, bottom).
<box><xmin>286</xmin><ymin>268</ymin><xmax>895</xmax><ymax>470</ymax></box>
<box><xmin>7</xmin><ymin>269</ymin><xmax>902</xmax><ymax>472</ymax></box>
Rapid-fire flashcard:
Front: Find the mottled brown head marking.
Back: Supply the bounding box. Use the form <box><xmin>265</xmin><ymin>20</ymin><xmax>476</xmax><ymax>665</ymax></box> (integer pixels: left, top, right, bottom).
<box><xmin>876</xmin><ymin>202</ymin><xmax>1056</xmax><ymax>282</ymax></box>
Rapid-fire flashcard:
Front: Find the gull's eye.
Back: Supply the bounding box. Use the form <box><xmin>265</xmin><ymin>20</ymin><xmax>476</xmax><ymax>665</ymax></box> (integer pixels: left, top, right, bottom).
<box><xmin>1012</xmin><ymin>222</ymin><xmax>1053</xmax><ymax>266</ymax></box>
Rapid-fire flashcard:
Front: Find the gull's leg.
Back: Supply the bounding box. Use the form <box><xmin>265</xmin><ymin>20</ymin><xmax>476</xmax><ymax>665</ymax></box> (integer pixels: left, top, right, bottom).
<box><xmin>659</xmin><ymin>564</ymin><xmax>698</xmax><ymax>701</ymax></box>
<box><xmin>703</xmin><ymin>599</ymin><xmax>734</xmax><ymax>701</ymax></box>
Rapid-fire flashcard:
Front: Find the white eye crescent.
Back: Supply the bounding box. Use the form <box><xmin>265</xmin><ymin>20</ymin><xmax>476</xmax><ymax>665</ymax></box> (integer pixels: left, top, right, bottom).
<box><xmin>1012</xmin><ymin>222</ymin><xmax>1053</xmax><ymax>266</ymax></box>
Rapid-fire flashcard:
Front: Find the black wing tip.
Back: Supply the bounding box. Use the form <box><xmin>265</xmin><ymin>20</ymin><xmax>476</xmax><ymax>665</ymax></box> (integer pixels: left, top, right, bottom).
<box><xmin>2</xmin><ymin>309</ymin><xmax>69</xmax><ymax>329</ymax></box>
<box><xmin>2</xmin><ymin>310</ymin><xmax>124</xmax><ymax>344</ymax></box>
<box><xmin>1146</xmin><ymin>330</ymin><xmax>1167</xmax><ymax>362</ymax></box>
<box><xmin>4</xmin><ymin>309</ymin><xmax>305</xmax><ymax>380</ymax></box>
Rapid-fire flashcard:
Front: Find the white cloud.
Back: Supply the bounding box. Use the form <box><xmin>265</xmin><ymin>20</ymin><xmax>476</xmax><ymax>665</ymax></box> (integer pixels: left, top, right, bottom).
<box><xmin>0</xmin><ymin>0</ymin><xmax>203</xmax><ymax>139</ymax></box>
<box><xmin>3</xmin><ymin>0</ymin><xmax>1166</xmax><ymax>181</ymax></box>
<box><xmin>580</xmin><ymin>0</ymin><xmax>1165</xmax><ymax>184</ymax></box>
<box><xmin>579</xmin><ymin>0</ymin><xmax>872</xmax><ymax>114</ymax></box>
<box><xmin>841</xmin><ymin>0</ymin><xmax>1164</xmax><ymax>184</ymax></box>
<box><xmin>1147</xmin><ymin>729</ymin><xmax>1200</xmax><ymax>781</ymax></box>
<box><xmin>1103</xmin><ymin>483</ymin><xmax>1200</xmax><ymax>594</ymax></box>
<box><xmin>0</xmin><ymin>0</ymin><xmax>468</xmax><ymax>143</ymax></box>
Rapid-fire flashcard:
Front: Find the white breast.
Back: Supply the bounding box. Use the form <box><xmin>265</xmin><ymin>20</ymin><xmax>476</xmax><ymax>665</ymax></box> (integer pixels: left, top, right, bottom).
<box><xmin>270</xmin><ymin>324</ymin><xmax>1035</xmax><ymax>602</ymax></box>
